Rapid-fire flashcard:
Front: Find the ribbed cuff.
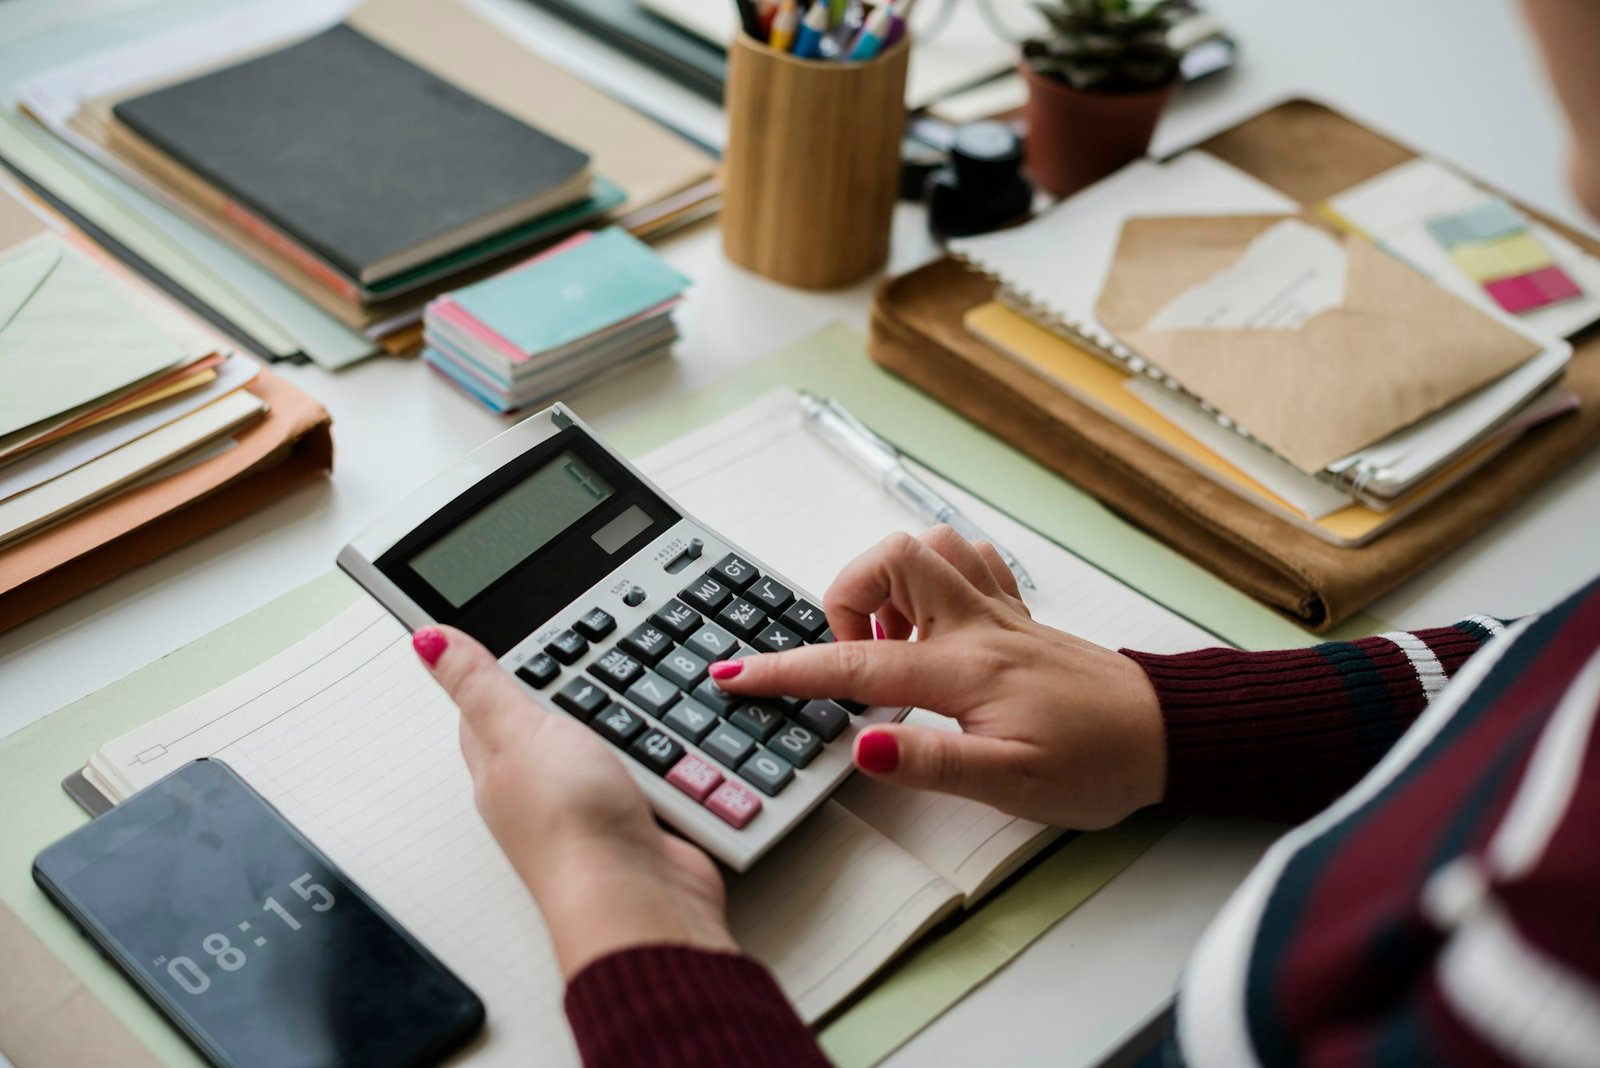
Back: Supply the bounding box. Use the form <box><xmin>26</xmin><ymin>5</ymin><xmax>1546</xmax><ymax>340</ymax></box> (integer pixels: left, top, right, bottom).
<box><xmin>1125</xmin><ymin>626</ymin><xmax>1493</xmax><ymax>822</ymax></box>
<box><xmin>564</xmin><ymin>945</ymin><xmax>828</xmax><ymax>1068</ymax></box>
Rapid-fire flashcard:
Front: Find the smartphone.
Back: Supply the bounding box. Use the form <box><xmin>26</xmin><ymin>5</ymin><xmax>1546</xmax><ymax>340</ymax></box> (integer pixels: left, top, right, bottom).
<box><xmin>34</xmin><ymin>759</ymin><xmax>485</xmax><ymax>1068</ymax></box>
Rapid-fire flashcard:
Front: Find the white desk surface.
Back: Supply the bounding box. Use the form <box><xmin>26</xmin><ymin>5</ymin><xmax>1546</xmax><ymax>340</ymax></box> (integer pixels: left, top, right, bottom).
<box><xmin>2</xmin><ymin>0</ymin><xmax>1597</xmax><ymax>1064</ymax></box>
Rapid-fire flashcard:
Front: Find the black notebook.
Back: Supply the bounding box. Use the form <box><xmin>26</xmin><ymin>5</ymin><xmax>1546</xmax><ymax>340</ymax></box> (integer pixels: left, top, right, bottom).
<box><xmin>114</xmin><ymin>25</ymin><xmax>592</xmax><ymax>284</ymax></box>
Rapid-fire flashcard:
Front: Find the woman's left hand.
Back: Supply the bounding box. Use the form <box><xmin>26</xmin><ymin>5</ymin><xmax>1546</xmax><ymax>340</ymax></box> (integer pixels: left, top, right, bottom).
<box><xmin>413</xmin><ymin>625</ymin><xmax>736</xmax><ymax>979</ymax></box>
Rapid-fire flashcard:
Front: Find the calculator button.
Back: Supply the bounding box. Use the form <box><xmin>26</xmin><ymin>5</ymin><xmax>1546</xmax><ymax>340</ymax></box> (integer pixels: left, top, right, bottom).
<box><xmin>588</xmin><ymin>648</ymin><xmax>643</xmax><ymax>690</ymax></box>
<box><xmin>574</xmin><ymin>607</ymin><xmax>617</xmax><ymax>641</ymax></box>
<box><xmin>682</xmin><ymin>574</ymin><xmax>733</xmax><ymax>612</ymax></box>
<box><xmin>729</xmin><ymin>702</ymin><xmax>784</xmax><ymax>742</ymax></box>
<box><xmin>794</xmin><ymin>699</ymin><xmax>849</xmax><ymax>741</ymax></box>
<box><xmin>651</xmin><ymin>599</ymin><xmax>703</xmax><ymax>641</ymax></box>
<box><xmin>746</xmin><ymin>576</ymin><xmax>794</xmax><ymax>614</ymax></box>
<box><xmin>751</xmin><ymin>622</ymin><xmax>802</xmax><ymax>653</ymax></box>
<box><xmin>545</xmin><ymin>629</ymin><xmax>589</xmax><ymax>665</ymax></box>
<box><xmin>515</xmin><ymin>653</ymin><xmax>559</xmax><ymax>689</ymax></box>
<box><xmin>781</xmin><ymin>599</ymin><xmax>828</xmax><ymax>640</ymax></box>
<box><xmin>592</xmin><ymin>702</ymin><xmax>646</xmax><ymax>746</ymax></box>
<box><xmin>667</xmin><ymin>754</ymin><xmax>724</xmax><ymax>802</ymax></box>
<box><xmin>692</xmin><ymin>677</ymin><xmax>742</xmax><ymax>716</ymax></box>
<box><xmin>554</xmin><ymin>678</ymin><xmax>608</xmax><ymax>721</ymax></box>
<box><xmin>769</xmin><ymin>723</ymin><xmax>823</xmax><ymax>767</ymax></box>
<box><xmin>702</xmin><ymin>722</ymin><xmax>757</xmax><ymax>769</ymax></box>
<box><xmin>662</xmin><ymin>698</ymin><xmax>719</xmax><ymax>744</ymax></box>
<box><xmin>619</xmin><ymin>623</ymin><xmax>673</xmax><ymax>666</ymax></box>
<box><xmin>771</xmin><ymin>694</ymin><xmax>806</xmax><ymax>714</ymax></box>
<box><xmin>625</xmin><ymin>671</ymin><xmax>682</xmax><ymax>716</ymax></box>
<box><xmin>657</xmin><ymin>648</ymin><xmax>709</xmax><ymax>690</ymax></box>
<box><xmin>705</xmin><ymin>780</ymin><xmax>762</xmax><ymax>829</ymax></box>
<box><xmin>738</xmin><ymin>751</ymin><xmax>795</xmax><ymax>796</ymax></box>
<box><xmin>716</xmin><ymin>598</ymin><xmax>767</xmax><ymax>640</ymax></box>
<box><xmin>684</xmin><ymin>621</ymin><xmax>740</xmax><ymax>662</ymax></box>
<box><xmin>711</xmin><ymin>553</ymin><xmax>759</xmax><ymax>590</ymax></box>
<box><xmin>623</xmin><ymin>585</ymin><xmax>647</xmax><ymax>607</ymax></box>
<box><xmin>816</xmin><ymin>628</ymin><xmax>835</xmax><ymax>643</ymax></box>
<box><xmin>629</xmin><ymin>729</ymin><xmax>684</xmax><ymax>775</ymax></box>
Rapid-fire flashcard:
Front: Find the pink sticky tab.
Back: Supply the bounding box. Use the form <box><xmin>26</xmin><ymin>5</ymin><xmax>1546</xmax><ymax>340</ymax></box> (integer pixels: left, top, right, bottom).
<box><xmin>1486</xmin><ymin>264</ymin><xmax>1583</xmax><ymax>314</ymax></box>
<box><xmin>667</xmin><ymin>754</ymin><xmax>723</xmax><ymax>803</ymax></box>
<box><xmin>705</xmin><ymin>781</ymin><xmax>762</xmax><ymax>829</ymax></box>
<box><xmin>1528</xmin><ymin>263</ymin><xmax>1582</xmax><ymax>302</ymax></box>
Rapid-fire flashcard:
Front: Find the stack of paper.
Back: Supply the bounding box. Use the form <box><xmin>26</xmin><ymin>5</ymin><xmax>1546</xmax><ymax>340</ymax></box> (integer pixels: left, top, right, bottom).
<box><xmin>0</xmin><ymin>229</ymin><xmax>262</xmax><ymax>549</ymax></box>
<box><xmin>423</xmin><ymin>229</ymin><xmax>690</xmax><ymax>413</ymax></box>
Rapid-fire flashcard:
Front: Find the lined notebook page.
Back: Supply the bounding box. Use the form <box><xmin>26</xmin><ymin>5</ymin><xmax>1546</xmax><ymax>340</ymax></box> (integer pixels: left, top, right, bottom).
<box><xmin>639</xmin><ymin>390</ymin><xmax>1221</xmax><ymax>899</ymax></box>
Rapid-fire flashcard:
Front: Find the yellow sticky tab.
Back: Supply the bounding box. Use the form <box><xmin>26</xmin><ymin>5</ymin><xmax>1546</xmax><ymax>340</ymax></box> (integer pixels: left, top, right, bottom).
<box><xmin>1450</xmin><ymin>231</ymin><xmax>1553</xmax><ymax>282</ymax></box>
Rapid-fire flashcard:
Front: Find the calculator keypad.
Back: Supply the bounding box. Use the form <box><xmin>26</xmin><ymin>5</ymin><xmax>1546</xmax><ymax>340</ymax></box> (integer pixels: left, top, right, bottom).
<box><xmin>519</xmin><ymin>555</ymin><xmax>880</xmax><ymax>835</ymax></box>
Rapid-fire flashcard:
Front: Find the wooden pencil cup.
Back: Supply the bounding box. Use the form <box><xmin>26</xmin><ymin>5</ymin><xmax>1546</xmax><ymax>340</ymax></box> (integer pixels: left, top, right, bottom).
<box><xmin>722</xmin><ymin>32</ymin><xmax>909</xmax><ymax>290</ymax></box>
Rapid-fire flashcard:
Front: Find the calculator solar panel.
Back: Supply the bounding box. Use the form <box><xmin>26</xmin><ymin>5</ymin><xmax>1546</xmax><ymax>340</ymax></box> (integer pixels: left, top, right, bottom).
<box><xmin>339</xmin><ymin>403</ymin><xmax>907</xmax><ymax>871</ymax></box>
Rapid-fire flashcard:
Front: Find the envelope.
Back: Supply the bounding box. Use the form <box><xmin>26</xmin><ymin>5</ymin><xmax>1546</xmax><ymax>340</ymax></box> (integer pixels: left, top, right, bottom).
<box><xmin>1094</xmin><ymin>215</ymin><xmax>1542</xmax><ymax>473</ymax></box>
<box><xmin>0</xmin><ymin>234</ymin><xmax>185</xmax><ymax>439</ymax></box>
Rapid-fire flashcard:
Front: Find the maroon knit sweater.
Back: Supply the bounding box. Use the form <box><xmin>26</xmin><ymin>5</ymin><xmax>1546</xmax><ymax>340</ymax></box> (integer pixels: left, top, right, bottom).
<box><xmin>565</xmin><ymin>597</ymin><xmax>1600</xmax><ymax>1067</ymax></box>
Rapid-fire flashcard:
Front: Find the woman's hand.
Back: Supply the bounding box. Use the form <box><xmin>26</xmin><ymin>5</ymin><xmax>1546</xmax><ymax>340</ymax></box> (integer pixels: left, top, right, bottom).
<box><xmin>708</xmin><ymin>526</ymin><xmax>1167</xmax><ymax>830</ymax></box>
<box><xmin>413</xmin><ymin>626</ymin><xmax>736</xmax><ymax>979</ymax></box>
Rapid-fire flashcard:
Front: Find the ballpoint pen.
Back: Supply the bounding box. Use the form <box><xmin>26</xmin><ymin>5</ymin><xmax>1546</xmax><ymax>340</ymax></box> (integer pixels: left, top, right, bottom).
<box><xmin>797</xmin><ymin>391</ymin><xmax>1037</xmax><ymax>590</ymax></box>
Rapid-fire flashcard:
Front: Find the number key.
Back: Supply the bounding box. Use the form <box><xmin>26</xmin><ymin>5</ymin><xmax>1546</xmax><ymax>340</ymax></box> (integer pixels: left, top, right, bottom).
<box><xmin>545</xmin><ymin>628</ymin><xmax>588</xmax><ymax>665</ymax></box>
<box><xmin>711</xmin><ymin>553</ymin><xmax>759</xmax><ymax>591</ymax></box>
<box><xmin>682</xmin><ymin>574</ymin><xmax>733</xmax><ymax>612</ymax></box>
<box><xmin>619</xmin><ymin>623</ymin><xmax>672</xmax><ymax>666</ymax></box>
<box><xmin>628</xmin><ymin>729</ymin><xmax>684</xmax><ymax>775</ymax></box>
<box><xmin>657</xmin><ymin>648</ymin><xmax>709</xmax><ymax>689</ymax></box>
<box><xmin>781</xmin><ymin>599</ymin><xmax>828</xmax><ymax>640</ymax></box>
<box><xmin>738</xmin><ymin>751</ymin><xmax>795</xmax><ymax>796</ymax></box>
<box><xmin>625</xmin><ymin>671</ymin><xmax>681</xmax><ymax>716</ymax></box>
<box><xmin>702</xmin><ymin>722</ymin><xmax>757</xmax><ymax>769</ymax></box>
<box><xmin>574</xmin><ymin>607</ymin><xmax>617</xmax><ymax>641</ymax></box>
<box><xmin>663</xmin><ymin>698</ymin><xmax>719</xmax><ymax>743</ymax></box>
<box><xmin>751</xmin><ymin>621</ymin><xmax>802</xmax><ymax>653</ymax></box>
<box><xmin>746</xmin><ymin>575</ymin><xmax>793</xmax><ymax>613</ymax></box>
<box><xmin>553</xmin><ymin>678</ymin><xmax>608</xmax><ymax>721</ymax></box>
<box><xmin>692</xmin><ymin>676</ymin><xmax>742</xmax><ymax>716</ymax></box>
<box><xmin>769</xmin><ymin>723</ymin><xmax>822</xmax><ymax>768</ymax></box>
<box><xmin>587</xmin><ymin>648</ymin><xmax>643</xmax><ymax>690</ymax></box>
<box><xmin>684</xmin><ymin>620</ymin><xmax>739</xmax><ymax>662</ymax></box>
<box><xmin>729</xmin><ymin>702</ymin><xmax>784</xmax><ymax>742</ymax></box>
<box><xmin>651</xmin><ymin>599</ymin><xmax>703</xmax><ymax>641</ymax></box>
<box><xmin>591</xmin><ymin>702</ymin><xmax>646</xmax><ymax>746</ymax></box>
<box><xmin>515</xmin><ymin>653</ymin><xmax>559</xmax><ymax>689</ymax></box>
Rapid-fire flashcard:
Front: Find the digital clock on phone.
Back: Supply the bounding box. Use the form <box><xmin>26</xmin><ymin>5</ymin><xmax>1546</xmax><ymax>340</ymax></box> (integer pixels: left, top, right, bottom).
<box><xmin>34</xmin><ymin>759</ymin><xmax>484</xmax><ymax>1068</ymax></box>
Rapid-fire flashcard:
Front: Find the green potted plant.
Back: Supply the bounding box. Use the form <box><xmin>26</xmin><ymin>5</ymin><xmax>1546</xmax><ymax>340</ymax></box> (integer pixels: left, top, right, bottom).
<box><xmin>1021</xmin><ymin>0</ymin><xmax>1183</xmax><ymax>197</ymax></box>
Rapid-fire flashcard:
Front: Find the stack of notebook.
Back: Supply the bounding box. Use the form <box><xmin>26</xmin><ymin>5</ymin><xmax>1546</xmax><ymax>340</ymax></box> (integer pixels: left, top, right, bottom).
<box><xmin>423</xmin><ymin>229</ymin><xmax>691</xmax><ymax>413</ymax></box>
<box><xmin>949</xmin><ymin>151</ymin><xmax>1595</xmax><ymax>546</ymax></box>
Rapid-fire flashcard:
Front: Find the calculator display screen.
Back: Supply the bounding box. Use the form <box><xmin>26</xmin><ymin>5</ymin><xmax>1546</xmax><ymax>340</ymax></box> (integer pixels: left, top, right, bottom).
<box><xmin>410</xmin><ymin>451</ymin><xmax>615</xmax><ymax>608</ymax></box>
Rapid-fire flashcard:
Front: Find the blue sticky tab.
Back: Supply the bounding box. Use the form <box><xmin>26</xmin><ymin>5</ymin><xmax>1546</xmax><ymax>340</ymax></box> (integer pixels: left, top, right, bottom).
<box><xmin>1426</xmin><ymin>198</ymin><xmax>1524</xmax><ymax>249</ymax></box>
<box><xmin>452</xmin><ymin>228</ymin><xmax>691</xmax><ymax>357</ymax></box>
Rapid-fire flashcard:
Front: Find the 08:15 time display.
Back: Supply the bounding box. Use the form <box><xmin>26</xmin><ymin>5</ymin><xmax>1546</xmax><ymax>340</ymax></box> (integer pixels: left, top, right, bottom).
<box><xmin>154</xmin><ymin>872</ymin><xmax>335</xmax><ymax>995</ymax></box>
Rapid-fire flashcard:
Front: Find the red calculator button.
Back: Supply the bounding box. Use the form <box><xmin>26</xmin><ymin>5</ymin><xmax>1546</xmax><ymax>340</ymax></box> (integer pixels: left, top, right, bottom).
<box><xmin>705</xmin><ymin>780</ymin><xmax>762</xmax><ymax>829</ymax></box>
<box><xmin>666</xmin><ymin>754</ymin><xmax>723</xmax><ymax>803</ymax></box>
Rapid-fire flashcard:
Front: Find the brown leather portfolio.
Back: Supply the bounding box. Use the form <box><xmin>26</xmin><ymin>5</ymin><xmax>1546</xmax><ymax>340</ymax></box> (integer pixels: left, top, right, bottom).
<box><xmin>0</xmin><ymin>369</ymin><xmax>333</xmax><ymax>633</ymax></box>
<box><xmin>869</xmin><ymin>99</ymin><xmax>1600</xmax><ymax>630</ymax></box>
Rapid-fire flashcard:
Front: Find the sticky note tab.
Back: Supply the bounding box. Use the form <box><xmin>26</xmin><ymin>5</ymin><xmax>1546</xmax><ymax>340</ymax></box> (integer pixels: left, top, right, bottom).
<box><xmin>1449</xmin><ymin>231</ymin><xmax>1554</xmax><ymax>283</ymax></box>
<box><xmin>1484</xmin><ymin>264</ymin><xmax>1583</xmax><ymax>313</ymax></box>
<box><xmin>1426</xmin><ymin>198</ymin><xmax>1524</xmax><ymax>249</ymax></box>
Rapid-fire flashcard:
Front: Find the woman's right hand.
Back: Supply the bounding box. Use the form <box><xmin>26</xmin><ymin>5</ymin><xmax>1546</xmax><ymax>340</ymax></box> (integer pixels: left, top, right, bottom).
<box><xmin>708</xmin><ymin>527</ymin><xmax>1167</xmax><ymax>830</ymax></box>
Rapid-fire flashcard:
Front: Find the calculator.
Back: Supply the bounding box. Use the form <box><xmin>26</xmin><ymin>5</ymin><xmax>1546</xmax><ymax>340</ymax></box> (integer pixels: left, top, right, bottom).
<box><xmin>338</xmin><ymin>403</ymin><xmax>907</xmax><ymax>871</ymax></box>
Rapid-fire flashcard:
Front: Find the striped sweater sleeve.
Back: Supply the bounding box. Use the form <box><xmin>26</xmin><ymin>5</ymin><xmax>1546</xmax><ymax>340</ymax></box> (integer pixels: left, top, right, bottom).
<box><xmin>1124</xmin><ymin>618</ymin><xmax>1510</xmax><ymax>822</ymax></box>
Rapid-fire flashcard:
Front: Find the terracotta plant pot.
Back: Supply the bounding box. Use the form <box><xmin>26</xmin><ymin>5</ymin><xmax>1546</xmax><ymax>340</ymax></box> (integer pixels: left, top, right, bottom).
<box><xmin>1020</xmin><ymin>61</ymin><xmax>1176</xmax><ymax>198</ymax></box>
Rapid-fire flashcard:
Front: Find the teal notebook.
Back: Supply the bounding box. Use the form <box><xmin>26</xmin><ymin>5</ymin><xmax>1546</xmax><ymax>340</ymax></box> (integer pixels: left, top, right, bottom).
<box><xmin>452</xmin><ymin>227</ymin><xmax>690</xmax><ymax>359</ymax></box>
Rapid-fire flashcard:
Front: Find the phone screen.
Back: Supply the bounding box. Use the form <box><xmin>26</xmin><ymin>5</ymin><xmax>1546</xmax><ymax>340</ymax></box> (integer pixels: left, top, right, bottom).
<box><xmin>34</xmin><ymin>760</ymin><xmax>484</xmax><ymax>1068</ymax></box>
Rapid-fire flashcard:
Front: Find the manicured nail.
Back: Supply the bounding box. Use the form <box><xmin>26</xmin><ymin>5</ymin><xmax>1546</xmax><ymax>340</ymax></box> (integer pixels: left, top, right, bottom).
<box><xmin>412</xmin><ymin>627</ymin><xmax>447</xmax><ymax>667</ymax></box>
<box><xmin>708</xmin><ymin>660</ymin><xmax>744</xmax><ymax>680</ymax></box>
<box><xmin>873</xmin><ymin>617</ymin><xmax>886</xmax><ymax>641</ymax></box>
<box><xmin>856</xmin><ymin>730</ymin><xmax>899</xmax><ymax>773</ymax></box>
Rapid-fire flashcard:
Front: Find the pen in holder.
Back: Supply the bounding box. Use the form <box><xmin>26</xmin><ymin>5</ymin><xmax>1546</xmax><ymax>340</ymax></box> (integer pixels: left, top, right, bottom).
<box><xmin>721</xmin><ymin>31</ymin><xmax>909</xmax><ymax>289</ymax></box>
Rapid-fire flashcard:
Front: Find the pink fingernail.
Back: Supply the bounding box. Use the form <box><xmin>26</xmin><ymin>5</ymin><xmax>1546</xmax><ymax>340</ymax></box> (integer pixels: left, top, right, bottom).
<box><xmin>857</xmin><ymin>731</ymin><xmax>899</xmax><ymax>773</ymax></box>
<box><xmin>873</xmin><ymin>618</ymin><xmax>886</xmax><ymax>641</ymax></box>
<box><xmin>412</xmin><ymin>627</ymin><xmax>447</xmax><ymax>667</ymax></box>
<box><xmin>708</xmin><ymin>660</ymin><xmax>744</xmax><ymax>680</ymax></box>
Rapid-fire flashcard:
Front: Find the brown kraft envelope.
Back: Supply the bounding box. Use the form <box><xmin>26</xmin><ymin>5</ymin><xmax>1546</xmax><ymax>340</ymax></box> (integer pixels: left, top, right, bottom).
<box><xmin>1094</xmin><ymin>214</ymin><xmax>1543</xmax><ymax>474</ymax></box>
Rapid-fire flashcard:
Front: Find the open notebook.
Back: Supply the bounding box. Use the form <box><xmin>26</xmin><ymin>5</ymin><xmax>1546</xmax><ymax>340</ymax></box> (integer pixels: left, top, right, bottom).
<box><xmin>78</xmin><ymin>391</ymin><xmax>1218</xmax><ymax>1064</ymax></box>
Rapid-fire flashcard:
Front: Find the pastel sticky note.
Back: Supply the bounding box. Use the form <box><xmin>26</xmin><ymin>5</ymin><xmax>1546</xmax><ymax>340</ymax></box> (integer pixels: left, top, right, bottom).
<box><xmin>1426</xmin><ymin>198</ymin><xmax>1524</xmax><ymax>249</ymax></box>
<box><xmin>1485</xmin><ymin>264</ymin><xmax>1583</xmax><ymax>313</ymax></box>
<box><xmin>1449</xmin><ymin>231</ymin><xmax>1554</xmax><ymax>283</ymax></box>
